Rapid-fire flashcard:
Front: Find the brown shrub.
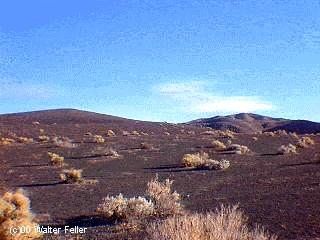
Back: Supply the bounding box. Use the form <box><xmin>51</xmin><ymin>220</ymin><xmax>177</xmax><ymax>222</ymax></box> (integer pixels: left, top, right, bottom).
<box><xmin>212</xmin><ymin>140</ymin><xmax>226</xmax><ymax>150</ymax></box>
<box><xmin>48</xmin><ymin>152</ymin><xmax>64</xmax><ymax>166</ymax></box>
<box><xmin>0</xmin><ymin>189</ymin><xmax>42</xmax><ymax>240</ymax></box>
<box><xmin>296</xmin><ymin>137</ymin><xmax>315</xmax><ymax>148</ymax></box>
<box><xmin>60</xmin><ymin>169</ymin><xmax>83</xmax><ymax>184</ymax></box>
<box><xmin>227</xmin><ymin>144</ymin><xmax>252</xmax><ymax>155</ymax></box>
<box><xmin>277</xmin><ymin>144</ymin><xmax>297</xmax><ymax>154</ymax></box>
<box><xmin>93</xmin><ymin>135</ymin><xmax>105</xmax><ymax>143</ymax></box>
<box><xmin>182</xmin><ymin>152</ymin><xmax>230</xmax><ymax>170</ymax></box>
<box><xmin>147</xmin><ymin>205</ymin><xmax>277</xmax><ymax>240</ymax></box>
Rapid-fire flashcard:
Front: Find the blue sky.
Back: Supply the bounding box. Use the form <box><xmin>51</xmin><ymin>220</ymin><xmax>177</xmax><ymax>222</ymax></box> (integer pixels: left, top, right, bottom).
<box><xmin>1</xmin><ymin>0</ymin><xmax>320</xmax><ymax>122</ymax></box>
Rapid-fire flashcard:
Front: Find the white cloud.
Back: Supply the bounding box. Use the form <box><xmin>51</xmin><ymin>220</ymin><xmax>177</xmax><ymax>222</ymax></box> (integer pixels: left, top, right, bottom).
<box><xmin>155</xmin><ymin>81</ymin><xmax>273</xmax><ymax>114</ymax></box>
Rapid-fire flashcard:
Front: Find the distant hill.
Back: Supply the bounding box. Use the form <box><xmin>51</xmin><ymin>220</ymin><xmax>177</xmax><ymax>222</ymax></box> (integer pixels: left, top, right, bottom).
<box><xmin>0</xmin><ymin>109</ymin><xmax>131</xmax><ymax>125</ymax></box>
<box><xmin>186</xmin><ymin>113</ymin><xmax>320</xmax><ymax>134</ymax></box>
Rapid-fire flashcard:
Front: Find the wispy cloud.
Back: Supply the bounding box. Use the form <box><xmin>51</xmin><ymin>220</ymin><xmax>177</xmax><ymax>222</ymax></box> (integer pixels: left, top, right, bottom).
<box><xmin>155</xmin><ymin>81</ymin><xmax>273</xmax><ymax>114</ymax></box>
<box><xmin>0</xmin><ymin>81</ymin><xmax>57</xmax><ymax>99</ymax></box>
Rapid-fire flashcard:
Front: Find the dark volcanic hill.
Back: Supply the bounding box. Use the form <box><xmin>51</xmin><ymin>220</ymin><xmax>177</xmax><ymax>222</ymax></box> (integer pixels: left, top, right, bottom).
<box><xmin>187</xmin><ymin>113</ymin><xmax>320</xmax><ymax>134</ymax></box>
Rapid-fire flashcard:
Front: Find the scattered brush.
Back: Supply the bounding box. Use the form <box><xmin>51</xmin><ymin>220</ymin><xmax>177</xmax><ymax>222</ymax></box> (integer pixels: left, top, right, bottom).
<box><xmin>201</xmin><ymin>130</ymin><xmax>235</xmax><ymax>139</ymax></box>
<box><xmin>52</xmin><ymin>136</ymin><xmax>76</xmax><ymax>148</ymax></box>
<box><xmin>0</xmin><ymin>138</ymin><xmax>15</xmax><ymax>146</ymax></box>
<box><xmin>264</xmin><ymin>132</ymin><xmax>276</xmax><ymax>137</ymax></box>
<box><xmin>296</xmin><ymin>136</ymin><xmax>315</xmax><ymax>148</ymax></box>
<box><xmin>146</xmin><ymin>205</ymin><xmax>277</xmax><ymax>240</ymax></box>
<box><xmin>227</xmin><ymin>144</ymin><xmax>252</xmax><ymax>155</ymax></box>
<box><xmin>277</xmin><ymin>144</ymin><xmax>297</xmax><ymax>154</ymax></box>
<box><xmin>290</xmin><ymin>132</ymin><xmax>299</xmax><ymax>139</ymax></box>
<box><xmin>93</xmin><ymin>135</ymin><xmax>105</xmax><ymax>143</ymax></box>
<box><xmin>182</xmin><ymin>152</ymin><xmax>230</xmax><ymax>170</ymax></box>
<box><xmin>60</xmin><ymin>169</ymin><xmax>83</xmax><ymax>184</ymax></box>
<box><xmin>16</xmin><ymin>137</ymin><xmax>34</xmax><ymax>144</ymax></box>
<box><xmin>48</xmin><ymin>152</ymin><xmax>64</xmax><ymax>166</ymax></box>
<box><xmin>146</xmin><ymin>176</ymin><xmax>183</xmax><ymax>217</ymax></box>
<box><xmin>97</xmin><ymin>176</ymin><xmax>183</xmax><ymax>222</ymax></box>
<box><xmin>140</xmin><ymin>142</ymin><xmax>154</xmax><ymax>150</ymax></box>
<box><xmin>0</xmin><ymin>189</ymin><xmax>42</xmax><ymax>240</ymax></box>
<box><xmin>38</xmin><ymin>135</ymin><xmax>50</xmax><ymax>143</ymax></box>
<box><xmin>106</xmin><ymin>130</ymin><xmax>116</xmax><ymax>137</ymax></box>
<box><xmin>212</xmin><ymin>140</ymin><xmax>226</xmax><ymax>150</ymax></box>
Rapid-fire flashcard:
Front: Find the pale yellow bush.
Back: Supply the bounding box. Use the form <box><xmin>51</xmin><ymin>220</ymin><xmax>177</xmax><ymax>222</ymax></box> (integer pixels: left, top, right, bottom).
<box><xmin>93</xmin><ymin>135</ymin><xmax>105</xmax><ymax>143</ymax></box>
<box><xmin>131</xmin><ymin>130</ymin><xmax>140</xmax><ymax>136</ymax></box>
<box><xmin>106</xmin><ymin>130</ymin><xmax>116</xmax><ymax>137</ymax></box>
<box><xmin>212</xmin><ymin>140</ymin><xmax>227</xmax><ymax>150</ymax></box>
<box><xmin>48</xmin><ymin>152</ymin><xmax>64</xmax><ymax>166</ymax></box>
<box><xmin>38</xmin><ymin>135</ymin><xmax>50</xmax><ymax>142</ymax></box>
<box><xmin>0</xmin><ymin>189</ymin><xmax>42</xmax><ymax>240</ymax></box>
<box><xmin>278</xmin><ymin>144</ymin><xmax>297</xmax><ymax>154</ymax></box>
<box><xmin>228</xmin><ymin>144</ymin><xmax>252</xmax><ymax>155</ymax></box>
<box><xmin>52</xmin><ymin>136</ymin><xmax>76</xmax><ymax>148</ymax></box>
<box><xmin>147</xmin><ymin>205</ymin><xmax>277</xmax><ymax>240</ymax></box>
<box><xmin>16</xmin><ymin>137</ymin><xmax>34</xmax><ymax>144</ymax></box>
<box><xmin>60</xmin><ymin>169</ymin><xmax>83</xmax><ymax>184</ymax></box>
<box><xmin>182</xmin><ymin>152</ymin><xmax>230</xmax><ymax>170</ymax></box>
<box><xmin>296</xmin><ymin>137</ymin><xmax>315</xmax><ymax>148</ymax></box>
<box><xmin>146</xmin><ymin>176</ymin><xmax>183</xmax><ymax>217</ymax></box>
<box><xmin>0</xmin><ymin>138</ymin><xmax>15</xmax><ymax>146</ymax></box>
<box><xmin>96</xmin><ymin>194</ymin><xmax>154</xmax><ymax>221</ymax></box>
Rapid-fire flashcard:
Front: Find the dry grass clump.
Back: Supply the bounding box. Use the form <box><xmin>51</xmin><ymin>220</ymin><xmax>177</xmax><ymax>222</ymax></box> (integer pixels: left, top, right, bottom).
<box><xmin>164</xmin><ymin>132</ymin><xmax>171</xmax><ymax>136</ymax></box>
<box><xmin>97</xmin><ymin>177</ymin><xmax>182</xmax><ymax>222</ymax></box>
<box><xmin>227</xmin><ymin>144</ymin><xmax>252</xmax><ymax>155</ymax></box>
<box><xmin>38</xmin><ymin>135</ymin><xmax>50</xmax><ymax>142</ymax></box>
<box><xmin>32</xmin><ymin>121</ymin><xmax>40</xmax><ymax>125</ymax></box>
<box><xmin>84</xmin><ymin>132</ymin><xmax>92</xmax><ymax>136</ymax></box>
<box><xmin>104</xmin><ymin>148</ymin><xmax>120</xmax><ymax>158</ymax></box>
<box><xmin>182</xmin><ymin>152</ymin><xmax>230</xmax><ymax>170</ymax></box>
<box><xmin>131</xmin><ymin>131</ymin><xmax>140</xmax><ymax>136</ymax></box>
<box><xmin>48</xmin><ymin>152</ymin><xmax>64</xmax><ymax>166</ymax></box>
<box><xmin>273</xmin><ymin>130</ymin><xmax>288</xmax><ymax>136</ymax></box>
<box><xmin>146</xmin><ymin>205</ymin><xmax>276</xmax><ymax>240</ymax></box>
<box><xmin>0</xmin><ymin>189</ymin><xmax>42</xmax><ymax>240</ymax></box>
<box><xmin>122</xmin><ymin>131</ymin><xmax>130</xmax><ymax>136</ymax></box>
<box><xmin>0</xmin><ymin>138</ymin><xmax>15</xmax><ymax>146</ymax></box>
<box><xmin>296</xmin><ymin>136</ymin><xmax>315</xmax><ymax>148</ymax></box>
<box><xmin>289</xmin><ymin>132</ymin><xmax>299</xmax><ymax>139</ymax></box>
<box><xmin>277</xmin><ymin>144</ymin><xmax>297</xmax><ymax>154</ymax></box>
<box><xmin>60</xmin><ymin>169</ymin><xmax>83</xmax><ymax>184</ymax></box>
<box><xmin>106</xmin><ymin>129</ymin><xmax>116</xmax><ymax>137</ymax></box>
<box><xmin>52</xmin><ymin>136</ymin><xmax>76</xmax><ymax>148</ymax></box>
<box><xmin>93</xmin><ymin>135</ymin><xmax>105</xmax><ymax>143</ymax></box>
<box><xmin>252</xmin><ymin>136</ymin><xmax>258</xmax><ymax>141</ymax></box>
<box><xmin>16</xmin><ymin>137</ymin><xmax>34</xmax><ymax>144</ymax></box>
<box><xmin>212</xmin><ymin>140</ymin><xmax>227</xmax><ymax>150</ymax></box>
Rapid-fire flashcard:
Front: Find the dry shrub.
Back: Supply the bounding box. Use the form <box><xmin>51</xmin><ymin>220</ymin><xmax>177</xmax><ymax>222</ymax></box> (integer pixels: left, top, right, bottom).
<box><xmin>131</xmin><ymin>131</ymin><xmax>140</xmax><ymax>136</ymax></box>
<box><xmin>140</xmin><ymin>142</ymin><xmax>154</xmax><ymax>150</ymax></box>
<box><xmin>38</xmin><ymin>135</ymin><xmax>50</xmax><ymax>143</ymax></box>
<box><xmin>227</xmin><ymin>144</ymin><xmax>252</xmax><ymax>155</ymax></box>
<box><xmin>147</xmin><ymin>205</ymin><xmax>276</xmax><ymax>240</ymax></box>
<box><xmin>97</xmin><ymin>177</ymin><xmax>182</xmax><ymax>222</ymax></box>
<box><xmin>84</xmin><ymin>132</ymin><xmax>92</xmax><ymax>136</ymax></box>
<box><xmin>104</xmin><ymin>148</ymin><xmax>120</xmax><ymax>158</ymax></box>
<box><xmin>0</xmin><ymin>138</ymin><xmax>15</xmax><ymax>146</ymax></box>
<box><xmin>273</xmin><ymin>130</ymin><xmax>288</xmax><ymax>136</ymax></box>
<box><xmin>201</xmin><ymin>130</ymin><xmax>235</xmax><ymax>139</ymax></box>
<box><xmin>97</xmin><ymin>194</ymin><xmax>154</xmax><ymax>222</ymax></box>
<box><xmin>60</xmin><ymin>169</ymin><xmax>83</xmax><ymax>184</ymax></box>
<box><xmin>16</xmin><ymin>137</ymin><xmax>34</xmax><ymax>144</ymax></box>
<box><xmin>164</xmin><ymin>132</ymin><xmax>171</xmax><ymax>136</ymax></box>
<box><xmin>93</xmin><ymin>135</ymin><xmax>105</xmax><ymax>143</ymax></box>
<box><xmin>48</xmin><ymin>152</ymin><xmax>64</xmax><ymax>166</ymax></box>
<box><xmin>296</xmin><ymin>137</ymin><xmax>315</xmax><ymax>148</ymax></box>
<box><xmin>290</xmin><ymin>132</ymin><xmax>299</xmax><ymax>139</ymax></box>
<box><xmin>264</xmin><ymin>132</ymin><xmax>275</xmax><ymax>137</ymax></box>
<box><xmin>106</xmin><ymin>130</ymin><xmax>116</xmax><ymax>137</ymax></box>
<box><xmin>122</xmin><ymin>131</ymin><xmax>130</xmax><ymax>136</ymax></box>
<box><xmin>212</xmin><ymin>140</ymin><xmax>226</xmax><ymax>150</ymax></box>
<box><xmin>146</xmin><ymin>176</ymin><xmax>183</xmax><ymax>217</ymax></box>
<box><xmin>278</xmin><ymin>144</ymin><xmax>297</xmax><ymax>154</ymax></box>
<box><xmin>252</xmin><ymin>136</ymin><xmax>258</xmax><ymax>141</ymax></box>
<box><xmin>52</xmin><ymin>136</ymin><xmax>76</xmax><ymax>148</ymax></box>
<box><xmin>32</xmin><ymin>121</ymin><xmax>40</xmax><ymax>125</ymax></box>
<box><xmin>91</xmin><ymin>146</ymin><xmax>120</xmax><ymax>158</ymax></box>
<box><xmin>0</xmin><ymin>189</ymin><xmax>42</xmax><ymax>240</ymax></box>
<box><xmin>182</xmin><ymin>152</ymin><xmax>230</xmax><ymax>170</ymax></box>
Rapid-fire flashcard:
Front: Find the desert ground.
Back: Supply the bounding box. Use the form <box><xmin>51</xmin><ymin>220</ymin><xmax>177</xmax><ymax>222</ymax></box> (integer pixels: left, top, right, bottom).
<box><xmin>0</xmin><ymin>109</ymin><xmax>320</xmax><ymax>239</ymax></box>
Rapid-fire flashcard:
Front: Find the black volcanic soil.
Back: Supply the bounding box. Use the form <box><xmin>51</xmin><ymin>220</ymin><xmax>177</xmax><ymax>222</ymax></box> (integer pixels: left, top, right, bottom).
<box><xmin>0</xmin><ymin>110</ymin><xmax>320</xmax><ymax>240</ymax></box>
